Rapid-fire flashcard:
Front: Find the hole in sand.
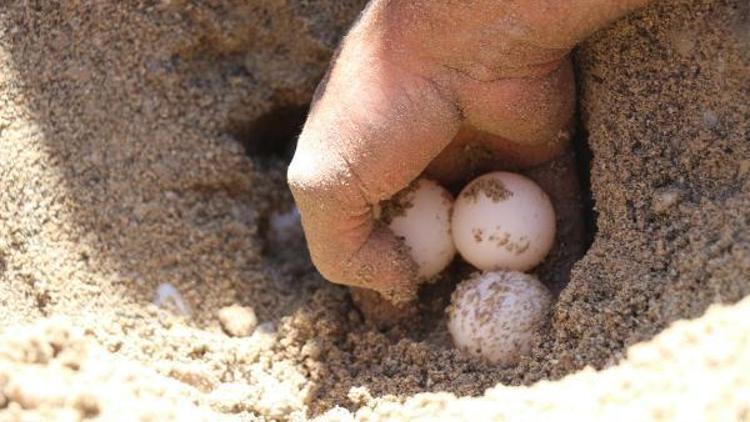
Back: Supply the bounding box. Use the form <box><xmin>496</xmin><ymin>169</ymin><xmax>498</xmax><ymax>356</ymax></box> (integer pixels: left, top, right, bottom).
<box><xmin>572</xmin><ymin>121</ymin><xmax>597</xmax><ymax>250</ymax></box>
<box><xmin>232</xmin><ymin>104</ymin><xmax>308</xmax><ymax>163</ymax></box>
<box><xmin>230</xmin><ymin>98</ymin><xmax>599</xmax><ymax>305</ymax></box>
<box><xmin>231</xmin><ymin>103</ymin><xmax>313</xmax><ymax>286</ymax></box>
<box><xmin>228</xmin><ymin>98</ymin><xmax>602</xmax><ymax>415</ymax></box>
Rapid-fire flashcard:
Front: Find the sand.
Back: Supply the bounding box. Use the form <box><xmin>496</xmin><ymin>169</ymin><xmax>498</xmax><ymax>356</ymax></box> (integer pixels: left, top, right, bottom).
<box><xmin>0</xmin><ymin>0</ymin><xmax>748</xmax><ymax>420</ymax></box>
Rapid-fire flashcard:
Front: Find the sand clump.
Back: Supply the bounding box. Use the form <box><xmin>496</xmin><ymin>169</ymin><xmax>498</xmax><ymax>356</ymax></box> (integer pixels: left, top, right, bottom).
<box><xmin>218</xmin><ymin>305</ymin><xmax>258</xmax><ymax>337</ymax></box>
<box><xmin>0</xmin><ymin>0</ymin><xmax>748</xmax><ymax>420</ymax></box>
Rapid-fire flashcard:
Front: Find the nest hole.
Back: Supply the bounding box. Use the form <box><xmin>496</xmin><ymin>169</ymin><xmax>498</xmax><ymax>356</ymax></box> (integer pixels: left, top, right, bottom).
<box><xmin>233</xmin><ymin>104</ymin><xmax>309</xmax><ymax>163</ymax></box>
<box><xmin>230</xmin><ymin>101</ymin><xmax>598</xmax><ymax>308</ymax></box>
<box><xmin>232</xmin><ymin>104</ymin><xmax>313</xmax><ymax>279</ymax></box>
<box><xmin>573</xmin><ymin>120</ymin><xmax>597</xmax><ymax>250</ymax></box>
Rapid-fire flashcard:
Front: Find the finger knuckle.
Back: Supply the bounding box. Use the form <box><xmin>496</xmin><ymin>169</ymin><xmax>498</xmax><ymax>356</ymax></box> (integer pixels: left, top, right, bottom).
<box><xmin>287</xmin><ymin>150</ymin><xmax>365</xmax><ymax>213</ymax></box>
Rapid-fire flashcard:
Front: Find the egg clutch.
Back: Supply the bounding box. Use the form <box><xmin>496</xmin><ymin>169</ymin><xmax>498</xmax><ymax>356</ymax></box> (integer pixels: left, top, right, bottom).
<box><xmin>378</xmin><ymin>171</ymin><xmax>556</xmax><ymax>365</ymax></box>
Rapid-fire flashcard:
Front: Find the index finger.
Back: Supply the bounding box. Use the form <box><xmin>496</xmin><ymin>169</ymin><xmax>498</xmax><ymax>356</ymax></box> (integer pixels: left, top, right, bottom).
<box><xmin>288</xmin><ymin>28</ymin><xmax>461</xmax><ymax>301</ymax></box>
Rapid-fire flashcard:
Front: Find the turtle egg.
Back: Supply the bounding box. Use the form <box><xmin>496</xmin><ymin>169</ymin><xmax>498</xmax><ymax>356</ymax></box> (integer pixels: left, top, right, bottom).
<box><xmin>447</xmin><ymin>271</ymin><xmax>552</xmax><ymax>365</ymax></box>
<box><xmin>451</xmin><ymin>171</ymin><xmax>555</xmax><ymax>272</ymax></box>
<box><xmin>376</xmin><ymin>178</ymin><xmax>456</xmax><ymax>280</ymax></box>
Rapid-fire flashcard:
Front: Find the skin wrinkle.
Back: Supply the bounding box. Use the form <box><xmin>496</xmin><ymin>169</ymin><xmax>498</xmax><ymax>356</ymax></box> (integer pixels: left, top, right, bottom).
<box><xmin>335</xmin><ymin>148</ymin><xmax>378</xmax><ymax>236</ymax></box>
<box><xmin>440</xmin><ymin>57</ymin><xmax>566</xmax><ymax>83</ymax></box>
<box><xmin>331</xmin><ymin>109</ymin><xmax>376</xmax><ymax>203</ymax></box>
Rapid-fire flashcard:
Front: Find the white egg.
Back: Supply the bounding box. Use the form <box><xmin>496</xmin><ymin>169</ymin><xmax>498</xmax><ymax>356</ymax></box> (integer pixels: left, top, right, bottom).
<box><xmin>376</xmin><ymin>178</ymin><xmax>456</xmax><ymax>280</ymax></box>
<box><xmin>451</xmin><ymin>171</ymin><xmax>555</xmax><ymax>272</ymax></box>
<box><xmin>447</xmin><ymin>271</ymin><xmax>552</xmax><ymax>365</ymax></box>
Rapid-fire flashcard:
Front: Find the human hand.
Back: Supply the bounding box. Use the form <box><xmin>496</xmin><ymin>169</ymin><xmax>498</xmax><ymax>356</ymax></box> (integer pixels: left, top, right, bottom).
<box><xmin>288</xmin><ymin>0</ymin><xmax>650</xmax><ymax>303</ymax></box>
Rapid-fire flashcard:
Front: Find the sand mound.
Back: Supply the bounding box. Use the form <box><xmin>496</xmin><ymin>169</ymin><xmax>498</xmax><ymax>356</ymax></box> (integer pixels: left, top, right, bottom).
<box><xmin>0</xmin><ymin>0</ymin><xmax>748</xmax><ymax>420</ymax></box>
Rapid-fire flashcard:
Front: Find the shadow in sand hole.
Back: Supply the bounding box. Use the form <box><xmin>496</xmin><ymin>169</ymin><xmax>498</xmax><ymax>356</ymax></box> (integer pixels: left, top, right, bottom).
<box><xmin>232</xmin><ymin>104</ymin><xmax>309</xmax><ymax>163</ymax></box>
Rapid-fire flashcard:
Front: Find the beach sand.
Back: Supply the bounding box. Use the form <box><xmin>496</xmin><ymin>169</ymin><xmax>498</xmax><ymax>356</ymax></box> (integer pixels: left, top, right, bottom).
<box><xmin>0</xmin><ymin>0</ymin><xmax>748</xmax><ymax>420</ymax></box>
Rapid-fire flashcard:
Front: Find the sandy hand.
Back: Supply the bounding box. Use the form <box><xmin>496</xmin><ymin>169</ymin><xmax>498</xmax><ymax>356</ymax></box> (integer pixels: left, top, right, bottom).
<box><xmin>288</xmin><ymin>0</ymin><xmax>649</xmax><ymax>303</ymax></box>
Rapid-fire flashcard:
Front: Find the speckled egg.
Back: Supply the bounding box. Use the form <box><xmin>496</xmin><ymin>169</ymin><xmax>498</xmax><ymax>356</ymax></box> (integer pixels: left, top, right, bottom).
<box><xmin>447</xmin><ymin>271</ymin><xmax>552</xmax><ymax>365</ymax></box>
<box><xmin>376</xmin><ymin>178</ymin><xmax>456</xmax><ymax>280</ymax></box>
<box><xmin>451</xmin><ymin>171</ymin><xmax>556</xmax><ymax>272</ymax></box>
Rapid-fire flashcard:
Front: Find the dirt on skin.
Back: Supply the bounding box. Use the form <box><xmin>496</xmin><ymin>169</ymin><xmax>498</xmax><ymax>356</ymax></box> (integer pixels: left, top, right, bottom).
<box><xmin>375</xmin><ymin>180</ymin><xmax>419</xmax><ymax>225</ymax></box>
<box><xmin>0</xmin><ymin>0</ymin><xmax>748</xmax><ymax>421</ymax></box>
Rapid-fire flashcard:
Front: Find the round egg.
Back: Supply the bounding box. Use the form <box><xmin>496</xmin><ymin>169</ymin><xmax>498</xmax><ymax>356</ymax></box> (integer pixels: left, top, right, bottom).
<box><xmin>376</xmin><ymin>178</ymin><xmax>456</xmax><ymax>280</ymax></box>
<box><xmin>447</xmin><ymin>271</ymin><xmax>552</xmax><ymax>365</ymax></box>
<box><xmin>451</xmin><ymin>171</ymin><xmax>555</xmax><ymax>272</ymax></box>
